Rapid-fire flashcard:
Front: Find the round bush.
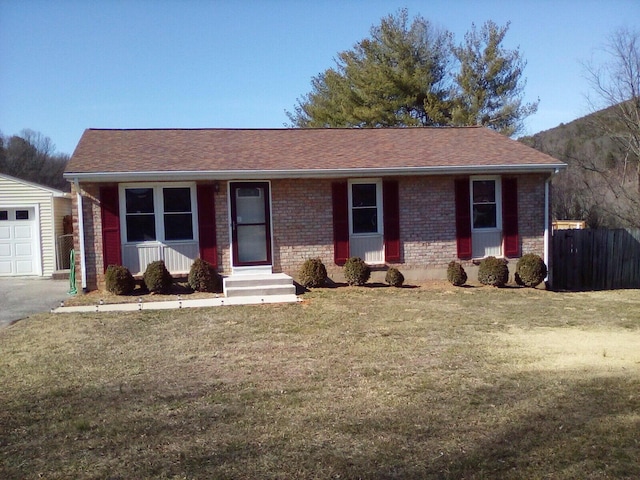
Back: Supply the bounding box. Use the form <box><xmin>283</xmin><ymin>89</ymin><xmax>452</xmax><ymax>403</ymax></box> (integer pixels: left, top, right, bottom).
<box><xmin>104</xmin><ymin>265</ymin><xmax>135</xmax><ymax>295</ymax></box>
<box><xmin>188</xmin><ymin>258</ymin><xmax>221</xmax><ymax>292</ymax></box>
<box><xmin>143</xmin><ymin>260</ymin><xmax>173</xmax><ymax>293</ymax></box>
<box><xmin>478</xmin><ymin>256</ymin><xmax>509</xmax><ymax>287</ymax></box>
<box><xmin>385</xmin><ymin>267</ymin><xmax>404</xmax><ymax>287</ymax></box>
<box><xmin>343</xmin><ymin>257</ymin><xmax>371</xmax><ymax>286</ymax></box>
<box><xmin>447</xmin><ymin>261</ymin><xmax>468</xmax><ymax>286</ymax></box>
<box><xmin>515</xmin><ymin>253</ymin><xmax>547</xmax><ymax>287</ymax></box>
<box><xmin>299</xmin><ymin>258</ymin><xmax>327</xmax><ymax>288</ymax></box>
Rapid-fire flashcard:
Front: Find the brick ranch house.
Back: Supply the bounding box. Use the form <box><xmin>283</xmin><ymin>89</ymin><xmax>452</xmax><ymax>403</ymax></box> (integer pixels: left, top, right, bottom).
<box><xmin>64</xmin><ymin>127</ymin><xmax>566</xmax><ymax>292</ymax></box>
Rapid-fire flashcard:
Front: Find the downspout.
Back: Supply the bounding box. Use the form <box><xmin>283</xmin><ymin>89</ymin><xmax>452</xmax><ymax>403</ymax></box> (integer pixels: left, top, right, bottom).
<box><xmin>73</xmin><ymin>178</ymin><xmax>87</xmax><ymax>291</ymax></box>
<box><xmin>544</xmin><ymin>170</ymin><xmax>559</xmax><ymax>286</ymax></box>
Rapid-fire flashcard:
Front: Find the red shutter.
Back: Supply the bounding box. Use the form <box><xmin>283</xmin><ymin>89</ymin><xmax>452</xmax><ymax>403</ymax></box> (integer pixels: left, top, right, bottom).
<box><xmin>197</xmin><ymin>184</ymin><xmax>218</xmax><ymax>268</ymax></box>
<box><xmin>502</xmin><ymin>177</ymin><xmax>519</xmax><ymax>257</ymax></box>
<box><xmin>100</xmin><ymin>185</ymin><xmax>122</xmax><ymax>271</ymax></box>
<box><xmin>454</xmin><ymin>178</ymin><xmax>472</xmax><ymax>260</ymax></box>
<box><xmin>332</xmin><ymin>181</ymin><xmax>349</xmax><ymax>265</ymax></box>
<box><xmin>383</xmin><ymin>180</ymin><xmax>401</xmax><ymax>263</ymax></box>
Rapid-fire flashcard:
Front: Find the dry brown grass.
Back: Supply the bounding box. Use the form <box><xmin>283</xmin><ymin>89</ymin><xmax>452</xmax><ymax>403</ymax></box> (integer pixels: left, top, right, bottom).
<box><xmin>1</xmin><ymin>283</ymin><xmax>639</xmax><ymax>479</ymax></box>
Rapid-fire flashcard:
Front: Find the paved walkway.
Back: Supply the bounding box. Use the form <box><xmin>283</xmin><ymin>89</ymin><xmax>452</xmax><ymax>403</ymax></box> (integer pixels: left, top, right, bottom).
<box><xmin>53</xmin><ymin>294</ymin><xmax>301</xmax><ymax>314</ymax></box>
<box><xmin>0</xmin><ymin>277</ymin><xmax>72</xmax><ymax>327</ymax></box>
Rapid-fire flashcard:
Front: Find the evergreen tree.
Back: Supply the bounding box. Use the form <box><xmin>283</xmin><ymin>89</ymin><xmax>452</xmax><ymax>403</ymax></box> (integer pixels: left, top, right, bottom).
<box><xmin>288</xmin><ymin>10</ymin><xmax>537</xmax><ymax>136</ymax></box>
<box><xmin>287</xmin><ymin>9</ymin><xmax>453</xmax><ymax>128</ymax></box>
<box><xmin>452</xmin><ymin>21</ymin><xmax>538</xmax><ymax>136</ymax></box>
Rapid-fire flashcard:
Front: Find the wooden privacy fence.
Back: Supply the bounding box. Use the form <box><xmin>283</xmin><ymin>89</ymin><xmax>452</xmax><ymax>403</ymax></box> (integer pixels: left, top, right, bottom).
<box><xmin>552</xmin><ymin>228</ymin><xmax>640</xmax><ymax>290</ymax></box>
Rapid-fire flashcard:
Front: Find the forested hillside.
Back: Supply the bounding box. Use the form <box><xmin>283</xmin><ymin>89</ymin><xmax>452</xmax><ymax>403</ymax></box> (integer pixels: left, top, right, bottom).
<box><xmin>0</xmin><ymin>130</ymin><xmax>70</xmax><ymax>191</ymax></box>
<box><xmin>520</xmin><ymin>104</ymin><xmax>640</xmax><ymax>228</ymax></box>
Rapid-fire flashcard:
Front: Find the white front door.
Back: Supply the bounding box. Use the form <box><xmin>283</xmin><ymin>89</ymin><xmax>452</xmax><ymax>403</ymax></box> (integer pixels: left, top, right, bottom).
<box><xmin>0</xmin><ymin>207</ymin><xmax>40</xmax><ymax>276</ymax></box>
<box><xmin>349</xmin><ymin>179</ymin><xmax>385</xmax><ymax>264</ymax></box>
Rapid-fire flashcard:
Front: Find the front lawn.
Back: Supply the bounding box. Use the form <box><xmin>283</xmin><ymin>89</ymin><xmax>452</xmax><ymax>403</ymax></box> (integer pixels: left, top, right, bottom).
<box><xmin>1</xmin><ymin>284</ymin><xmax>639</xmax><ymax>479</ymax></box>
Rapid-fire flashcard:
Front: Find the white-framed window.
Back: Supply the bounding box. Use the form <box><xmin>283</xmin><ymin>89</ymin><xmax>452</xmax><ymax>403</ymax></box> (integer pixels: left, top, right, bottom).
<box><xmin>471</xmin><ymin>176</ymin><xmax>502</xmax><ymax>231</ymax></box>
<box><xmin>119</xmin><ymin>183</ymin><xmax>197</xmax><ymax>244</ymax></box>
<box><xmin>348</xmin><ymin>179</ymin><xmax>383</xmax><ymax>235</ymax></box>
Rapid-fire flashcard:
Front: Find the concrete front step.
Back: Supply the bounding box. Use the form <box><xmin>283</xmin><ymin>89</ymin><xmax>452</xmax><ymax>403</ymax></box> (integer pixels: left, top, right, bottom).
<box><xmin>223</xmin><ymin>273</ymin><xmax>296</xmax><ymax>298</ymax></box>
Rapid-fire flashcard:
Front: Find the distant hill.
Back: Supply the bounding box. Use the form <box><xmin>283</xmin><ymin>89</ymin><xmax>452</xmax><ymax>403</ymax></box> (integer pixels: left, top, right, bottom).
<box><xmin>0</xmin><ymin>132</ymin><xmax>70</xmax><ymax>192</ymax></box>
<box><xmin>519</xmin><ymin>105</ymin><xmax>639</xmax><ymax>228</ymax></box>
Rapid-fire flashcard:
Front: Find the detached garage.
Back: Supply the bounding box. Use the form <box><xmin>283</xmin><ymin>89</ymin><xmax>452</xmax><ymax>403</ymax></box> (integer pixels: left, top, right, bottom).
<box><xmin>0</xmin><ymin>173</ymin><xmax>72</xmax><ymax>277</ymax></box>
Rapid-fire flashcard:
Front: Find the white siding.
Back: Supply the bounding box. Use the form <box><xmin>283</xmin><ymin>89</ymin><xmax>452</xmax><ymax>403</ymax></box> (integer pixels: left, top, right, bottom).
<box><xmin>350</xmin><ymin>234</ymin><xmax>385</xmax><ymax>264</ymax></box>
<box><xmin>0</xmin><ymin>174</ymin><xmax>71</xmax><ymax>276</ymax></box>
<box><xmin>122</xmin><ymin>241</ymin><xmax>198</xmax><ymax>275</ymax></box>
<box><xmin>472</xmin><ymin>230</ymin><xmax>503</xmax><ymax>258</ymax></box>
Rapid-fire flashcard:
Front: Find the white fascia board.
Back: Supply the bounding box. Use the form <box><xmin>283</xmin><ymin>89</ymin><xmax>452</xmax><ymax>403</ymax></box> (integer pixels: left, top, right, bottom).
<box><xmin>64</xmin><ymin>163</ymin><xmax>567</xmax><ymax>182</ymax></box>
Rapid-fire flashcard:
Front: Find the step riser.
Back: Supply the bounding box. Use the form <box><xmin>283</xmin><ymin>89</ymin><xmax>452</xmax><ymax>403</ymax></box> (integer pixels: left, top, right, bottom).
<box><xmin>223</xmin><ymin>273</ymin><xmax>295</xmax><ymax>298</ymax></box>
<box><xmin>224</xmin><ymin>278</ymin><xmax>293</xmax><ymax>288</ymax></box>
<box><xmin>225</xmin><ymin>285</ymin><xmax>296</xmax><ymax>298</ymax></box>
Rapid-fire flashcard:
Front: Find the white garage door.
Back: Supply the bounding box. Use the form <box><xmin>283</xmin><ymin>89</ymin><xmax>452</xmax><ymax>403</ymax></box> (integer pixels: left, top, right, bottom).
<box><xmin>0</xmin><ymin>207</ymin><xmax>39</xmax><ymax>276</ymax></box>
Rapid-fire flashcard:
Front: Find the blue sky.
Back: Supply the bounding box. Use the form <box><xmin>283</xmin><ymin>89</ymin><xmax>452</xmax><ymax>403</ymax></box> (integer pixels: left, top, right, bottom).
<box><xmin>1</xmin><ymin>0</ymin><xmax>638</xmax><ymax>155</ymax></box>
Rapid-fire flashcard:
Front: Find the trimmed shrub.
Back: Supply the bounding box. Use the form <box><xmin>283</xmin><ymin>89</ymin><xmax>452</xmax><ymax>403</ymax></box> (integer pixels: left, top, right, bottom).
<box><xmin>343</xmin><ymin>257</ymin><xmax>371</xmax><ymax>286</ymax></box>
<box><xmin>385</xmin><ymin>267</ymin><xmax>404</xmax><ymax>287</ymax></box>
<box><xmin>515</xmin><ymin>253</ymin><xmax>547</xmax><ymax>288</ymax></box>
<box><xmin>188</xmin><ymin>258</ymin><xmax>221</xmax><ymax>293</ymax></box>
<box><xmin>143</xmin><ymin>260</ymin><xmax>173</xmax><ymax>293</ymax></box>
<box><xmin>299</xmin><ymin>258</ymin><xmax>327</xmax><ymax>288</ymax></box>
<box><xmin>447</xmin><ymin>261</ymin><xmax>468</xmax><ymax>287</ymax></box>
<box><xmin>104</xmin><ymin>265</ymin><xmax>135</xmax><ymax>295</ymax></box>
<box><xmin>478</xmin><ymin>256</ymin><xmax>509</xmax><ymax>287</ymax></box>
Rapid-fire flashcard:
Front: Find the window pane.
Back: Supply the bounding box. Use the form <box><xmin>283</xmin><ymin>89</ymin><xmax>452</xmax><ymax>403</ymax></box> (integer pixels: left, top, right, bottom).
<box><xmin>473</xmin><ymin>180</ymin><xmax>496</xmax><ymax>203</ymax></box>
<box><xmin>164</xmin><ymin>213</ymin><xmax>193</xmax><ymax>241</ymax></box>
<box><xmin>352</xmin><ymin>184</ymin><xmax>377</xmax><ymax>207</ymax></box>
<box><xmin>126</xmin><ymin>215</ymin><xmax>156</xmax><ymax>242</ymax></box>
<box><xmin>163</xmin><ymin>188</ymin><xmax>191</xmax><ymax>213</ymax></box>
<box><xmin>16</xmin><ymin>210</ymin><xmax>29</xmax><ymax>220</ymax></box>
<box><xmin>237</xmin><ymin>187</ymin><xmax>261</xmax><ymax>198</ymax></box>
<box><xmin>126</xmin><ymin>188</ymin><xmax>154</xmax><ymax>213</ymax></box>
<box><xmin>236</xmin><ymin>187</ymin><xmax>265</xmax><ymax>224</ymax></box>
<box><xmin>237</xmin><ymin>225</ymin><xmax>268</xmax><ymax>262</ymax></box>
<box><xmin>352</xmin><ymin>207</ymin><xmax>378</xmax><ymax>234</ymax></box>
<box><xmin>0</xmin><ymin>211</ymin><xmax>7</xmax><ymax>221</ymax></box>
<box><xmin>473</xmin><ymin>204</ymin><xmax>497</xmax><ymax>229</ymax></box>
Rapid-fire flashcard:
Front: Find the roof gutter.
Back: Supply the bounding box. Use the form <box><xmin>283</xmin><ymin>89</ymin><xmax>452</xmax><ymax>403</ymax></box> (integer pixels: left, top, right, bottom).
<box><xmin>64</xmin><ymin>163</ymin><xmax>567</xmax><ymax>183</ymax></box>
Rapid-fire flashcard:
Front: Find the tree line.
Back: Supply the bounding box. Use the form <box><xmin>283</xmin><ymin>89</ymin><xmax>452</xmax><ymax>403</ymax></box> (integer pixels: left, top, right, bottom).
<box><xmin>522</xmin><ymin>27</ymin><xmax>639</xmax><ymax>228</ymax></box>
<box><xmin>0</xmin><ymin>129</ymin><xmax>69</xmax><ymax>191</ymax></box>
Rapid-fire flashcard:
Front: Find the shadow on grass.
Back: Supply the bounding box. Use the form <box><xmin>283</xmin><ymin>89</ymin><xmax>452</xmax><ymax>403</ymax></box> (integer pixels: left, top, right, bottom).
<box><xmin>308</xmin><ymin>375</ymin><xmax>640</xmax><ymax>479</ymax></box>
<box><xmin>2</xmin><ymin>373</ymin><xmax>638</xmax><ymax>479</ymax></box>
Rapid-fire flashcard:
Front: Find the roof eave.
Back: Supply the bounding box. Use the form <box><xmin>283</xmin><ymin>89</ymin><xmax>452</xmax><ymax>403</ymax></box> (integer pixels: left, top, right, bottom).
<box><xmin>64</xmin><ymin>163</ymin><xmax>567</xmax><ymax>183</ymax></box>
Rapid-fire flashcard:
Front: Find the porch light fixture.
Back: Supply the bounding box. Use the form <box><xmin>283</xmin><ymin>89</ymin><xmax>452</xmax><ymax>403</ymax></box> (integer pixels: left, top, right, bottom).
<box><xmin>214</xmin><ymin>182</ymin><xmax>220</xmax><ymax>193</ymax></box>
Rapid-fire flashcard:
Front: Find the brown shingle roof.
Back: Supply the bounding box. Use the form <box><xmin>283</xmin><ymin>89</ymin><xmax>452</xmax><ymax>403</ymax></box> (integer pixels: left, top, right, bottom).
<box><xmin>65</xmin><ymin>127</ymin><xmax>564</xmax><ymax>177</ymax></box>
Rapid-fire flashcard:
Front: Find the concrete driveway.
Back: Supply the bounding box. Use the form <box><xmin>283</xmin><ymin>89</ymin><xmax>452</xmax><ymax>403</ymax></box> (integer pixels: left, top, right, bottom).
<box><xmin>0</xmin><ymin>277</ymin><xmax>71</xmax><ymax>328</ymax></box>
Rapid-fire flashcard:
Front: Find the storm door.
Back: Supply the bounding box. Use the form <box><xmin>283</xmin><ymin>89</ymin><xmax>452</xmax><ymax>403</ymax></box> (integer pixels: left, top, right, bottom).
<box><xmin>230</xmin><ymin>182</ymin><xmax>272</xmax><ymax>266</ymax></box>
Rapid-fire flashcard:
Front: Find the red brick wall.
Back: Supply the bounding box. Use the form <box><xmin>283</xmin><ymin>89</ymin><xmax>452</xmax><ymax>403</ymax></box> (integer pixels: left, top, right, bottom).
<box><xmin>70</xmin><ymin>182</ymin><xmax>103</xmax><ymax>291</ymax></box>
<box><xmin>74</xmin><ymin>174</ymin><xmax>549</xmax><ymax>290</ymax></box>
<box><xmin>268</xmin><ymin>175</ymin><xmax>549</xmax><ymax>280</ymax></box>
<box><xmin>271</xmin><ymin>178</ymin><xmax>335</xmax><ymax>274</ymax></box>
